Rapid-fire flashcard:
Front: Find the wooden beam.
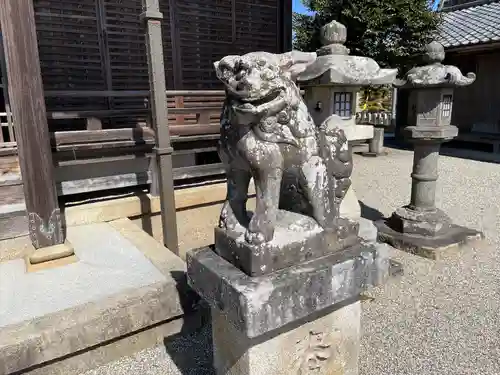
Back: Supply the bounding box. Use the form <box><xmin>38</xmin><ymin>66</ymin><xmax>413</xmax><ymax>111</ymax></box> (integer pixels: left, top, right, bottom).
<box><xmin>51</xmin><ymin>128</ymin><xmax>155</xmax><ymax>146</ymax></box>
<box><xmin>57</xmin><ymin>172</ymin><xmax>151</xmax><ymax>196</ymax></box>
<box><xmin>0</xmin><ymin>0</ymin><xmax>64</xmax><ymax>249</ymax></box>
<box><xmin>141</xmin><ymin>0</ymin><xmax>179</xmax><ymax>254</ymax></box>
<box><xmin>43</xmin><ymin>90</ymin><xmax>224</xmax><ymax>97</ymax></box>
<box><xmin>173</xmin><ymin>163</ymin><xmax>225</xmax><ymax>180</ymax></box>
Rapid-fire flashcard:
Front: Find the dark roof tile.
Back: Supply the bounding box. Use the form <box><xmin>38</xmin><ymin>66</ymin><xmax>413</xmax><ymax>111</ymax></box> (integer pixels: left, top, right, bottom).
<box><xmin>438</xmin><ymin>1</ymin><xmax>500</xmax><ymax>48</ymax></box>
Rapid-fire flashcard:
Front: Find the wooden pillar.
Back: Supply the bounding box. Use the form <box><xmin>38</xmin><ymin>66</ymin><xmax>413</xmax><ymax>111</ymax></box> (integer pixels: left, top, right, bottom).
<box><xmin>0</xmin><ymin>0</ymin><xmax>66</xmax><ymax>250</ymax></box>
<box><xmin>141</xmin><ymin>0</ymin><xmax>179</xmax><ymax>254</ymax></box>
<box><xmin>280</xmin><ymin>0</ymin><xmax>293</xmax><ymax>52</ymax></box>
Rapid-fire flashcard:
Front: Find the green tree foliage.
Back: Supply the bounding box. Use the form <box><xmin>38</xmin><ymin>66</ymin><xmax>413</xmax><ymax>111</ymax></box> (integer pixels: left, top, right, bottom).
<box><xmin>293</xmin><ymin>0</ymin><xmax>442</xmax><ymax>75</ymax></box>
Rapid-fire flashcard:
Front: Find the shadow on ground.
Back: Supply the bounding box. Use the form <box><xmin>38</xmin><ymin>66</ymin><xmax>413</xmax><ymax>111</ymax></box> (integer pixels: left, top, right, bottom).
<box><xmin>163</xmin><ymin>318</ymin><xmax>214</xmax><ymax>375</ymax></box>
<box><xmin>165</xmin><ymin>270</ymin><xmax>215</xmax><ymax>374</ymax></box>
<box><xmin>359</xmin><ymin>201</ymin><xmax>385</xmax><ymax>221</ymax></box>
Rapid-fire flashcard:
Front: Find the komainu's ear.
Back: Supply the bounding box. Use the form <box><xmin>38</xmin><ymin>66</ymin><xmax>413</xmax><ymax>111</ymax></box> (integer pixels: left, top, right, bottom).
<box><xmin>278</xmin><ymin>51</ymin><xmax>317</xmax><ymax>80</ymax></box>
<box><xmin>214</xmin><ymin>55</ymin><xmax>239</xmax><ymax>81</ymax></box>
<box><xmin>213</xmin><ymin>60</ymin><xmax>220</xmax><ymax>72</ymax></box>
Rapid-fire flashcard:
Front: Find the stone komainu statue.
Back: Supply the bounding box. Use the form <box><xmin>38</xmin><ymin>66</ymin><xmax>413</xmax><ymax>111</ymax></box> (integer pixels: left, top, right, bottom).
<box><xmin>214</xmin><ymin>51</ymin><xmax>353</xmax><ymax>245</ymax></box>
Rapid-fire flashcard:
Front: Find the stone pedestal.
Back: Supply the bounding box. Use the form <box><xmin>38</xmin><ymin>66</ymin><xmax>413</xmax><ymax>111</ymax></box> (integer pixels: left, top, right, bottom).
<box><xmin>212</xmin><ymin>301</ymin><xmax>360</xmax><ymax>375</ymax></box>
<box><xmin>187</xmin><ymin>212</ymin><xmax>392</xmax><ymax>375</ymax></box>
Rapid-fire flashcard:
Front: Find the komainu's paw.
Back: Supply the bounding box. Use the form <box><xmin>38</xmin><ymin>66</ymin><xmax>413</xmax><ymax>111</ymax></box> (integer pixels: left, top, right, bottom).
<box><xmin>244</xmin><ymin>230</ymin><xmax>267</xmax><ymax>245</ymax></box>
<box><xmin>219</xmin><ymin>202</ymin><xmax>238</xmax><ymax>230</ymax></box>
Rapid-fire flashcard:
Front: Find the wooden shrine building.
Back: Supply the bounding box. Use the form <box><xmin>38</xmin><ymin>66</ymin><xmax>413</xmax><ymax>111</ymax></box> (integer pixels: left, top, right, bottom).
<box><xmin>0</xmin><ymin>0</ymin><xmax>292</xmax><ymax>243</ymax></box>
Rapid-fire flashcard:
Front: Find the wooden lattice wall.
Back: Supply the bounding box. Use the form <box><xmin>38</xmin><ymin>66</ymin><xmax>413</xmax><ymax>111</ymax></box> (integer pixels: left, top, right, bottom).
<box><xmin>33</xmin><ymin>0</ymin><xmax>292</xmax><ymax>111</ymax></box>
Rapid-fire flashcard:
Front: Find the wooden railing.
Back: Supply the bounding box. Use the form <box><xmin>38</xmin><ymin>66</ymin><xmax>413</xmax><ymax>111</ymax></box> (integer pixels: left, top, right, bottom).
<box><xmin>0</xmin><ymin>111</ymin><xmax>15</xmax><ymax>143</ymax></box>
<box><xmin>355</xmin><ymin>111</ymin><xmax>392</xmax><ymax>126</ymax></box>
<box><xmin>0</xmin><ymin>90</ymin><xmax>226</xmax><ymax>198</ymax></box>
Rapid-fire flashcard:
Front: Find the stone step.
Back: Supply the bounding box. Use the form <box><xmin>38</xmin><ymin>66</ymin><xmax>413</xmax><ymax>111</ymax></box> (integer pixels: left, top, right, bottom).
<box><xmin>0</xmin><ymin>203</ymin><xmax>28</xmax><ymax>241</ymax></box>
<box><xmin>0</xmin><ymin>219</ymin><xmax>201</xmax><ymax>375</ymax></box>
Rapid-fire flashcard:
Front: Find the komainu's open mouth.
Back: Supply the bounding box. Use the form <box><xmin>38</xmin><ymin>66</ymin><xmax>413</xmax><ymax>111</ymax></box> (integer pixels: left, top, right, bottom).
<box><xmin>229</xmin><ymin>87</ymin><xmax>282</xmax><ymax>106</ymax></box>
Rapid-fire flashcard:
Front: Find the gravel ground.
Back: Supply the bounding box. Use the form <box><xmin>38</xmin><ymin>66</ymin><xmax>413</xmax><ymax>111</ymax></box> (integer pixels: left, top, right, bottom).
<box><xmin>84</xmin><ymin>148</ymin><xmax>500</xmax><ymax>375</ymax></box>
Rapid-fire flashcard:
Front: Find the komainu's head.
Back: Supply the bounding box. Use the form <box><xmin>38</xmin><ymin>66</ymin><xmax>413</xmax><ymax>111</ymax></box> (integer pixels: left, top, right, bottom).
<box><xmin>214</xmin><ymin>51</ymin><xmax>316</xmax><ymax>103</ymax></box>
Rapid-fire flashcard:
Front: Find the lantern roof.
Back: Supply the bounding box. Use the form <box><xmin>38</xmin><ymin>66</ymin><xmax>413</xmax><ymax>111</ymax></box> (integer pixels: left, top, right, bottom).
<box><xmin>395</xmin><ymin>41</ymin><xmax>476</xmax><ymax>88</ymax></box>
<box><xmin>297</xmin><ymin>20</ymin><xmax>398</xmax><ymax>86</ymax></box>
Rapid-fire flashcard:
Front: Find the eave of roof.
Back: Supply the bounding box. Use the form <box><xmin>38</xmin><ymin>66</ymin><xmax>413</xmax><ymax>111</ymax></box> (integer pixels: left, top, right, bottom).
<box><xmin>437</xmin><ymin>0</ymin><xmax>500</xmax><ymax>49</ymax></box>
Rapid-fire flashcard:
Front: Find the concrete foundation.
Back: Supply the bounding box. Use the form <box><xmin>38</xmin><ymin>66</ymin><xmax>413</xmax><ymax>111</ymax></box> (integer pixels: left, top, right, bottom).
<box><xmin>0</xmin><ymin>219</ymin><xmax>199</xmax><ymax>375</ymax></box>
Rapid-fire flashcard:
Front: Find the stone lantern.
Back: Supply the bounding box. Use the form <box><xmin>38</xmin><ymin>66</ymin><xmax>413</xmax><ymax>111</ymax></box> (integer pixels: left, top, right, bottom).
<box><xmin>297</xmin><ymin>20</ymin><xmax>398</xmax><ymax>220</ymax></box>
<box><xmin>376</xmin><ymin>41</ymin><xmax>483</xmax><ymax>258</ymax></box>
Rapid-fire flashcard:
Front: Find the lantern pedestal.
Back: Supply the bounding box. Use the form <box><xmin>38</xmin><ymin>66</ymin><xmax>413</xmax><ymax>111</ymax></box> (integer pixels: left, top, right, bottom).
<box><xmin>364</xmin><ymin>125</ymin><xmax>388</xmax><ymax>156</ymax></box>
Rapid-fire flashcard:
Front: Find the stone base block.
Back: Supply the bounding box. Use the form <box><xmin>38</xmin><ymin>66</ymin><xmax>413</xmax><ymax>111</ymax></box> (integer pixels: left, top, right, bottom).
<box><xmin>212</xmin><ymin>300</ymin><xmax>360</xmax><ymax>375</ymax></box>
<box><xmin>390</xmin><ymin>207</ymin><xmax>452</xmax><ymax>237</ymax></box>
<box><xmin>375</xmin><ymin>219</ymin><xmax>484</xmax><ymax>260</ymax></box>
<box><xmin>187</xmin><ymin>242</ymin><xmax>390</xmax><ymax>339</ymax></box>
<box><xmin>28</xmin><ymin>240</ymin><xmax>75</xmax><ymax>264</ymax></box>
<box><xmin>214</xmin><ymin>210</ymin><xmax>358</xmax><ymax>276</ymax></box>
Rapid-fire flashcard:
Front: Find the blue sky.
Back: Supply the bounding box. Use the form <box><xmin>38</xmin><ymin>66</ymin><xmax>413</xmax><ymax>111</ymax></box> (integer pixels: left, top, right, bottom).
<box><xmin>293</xmin><ymin>0</ymin><xmax>442</xmax><ymax>14</ymax></box>
<box><xmin>292</xmin><ymin>0</ymin><xmax>315</xmax><ymax>15</ymax></box>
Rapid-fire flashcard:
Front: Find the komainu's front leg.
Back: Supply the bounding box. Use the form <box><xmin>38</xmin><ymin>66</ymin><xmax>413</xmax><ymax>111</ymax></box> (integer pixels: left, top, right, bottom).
<box><xmin>219</xmin><ymin>168</ymin><xmax>252</xmax><ymax>230</ymax></box>
<box><xmin>246</xmin><ymin>166</ymin><xmax>283</xmax><ymax>245</ymax></box>
<box><xmin>239</xmin><ymin>133</ymin><xmax>284</xmax><ymax>245</ymax></box>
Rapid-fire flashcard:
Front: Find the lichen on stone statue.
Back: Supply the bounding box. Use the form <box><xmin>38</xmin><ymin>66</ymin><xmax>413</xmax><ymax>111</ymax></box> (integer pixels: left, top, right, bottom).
<box><xmin>214</xmin><ymin>50</ymin><xmax>355</xmax><ymax>245</ymax></box>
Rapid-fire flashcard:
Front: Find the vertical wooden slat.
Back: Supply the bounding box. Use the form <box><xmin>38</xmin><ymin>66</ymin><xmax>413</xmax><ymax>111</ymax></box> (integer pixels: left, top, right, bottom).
<box><xmin>0</xmin><ymin>0</ymin><xmax>64</xmax><ymax>249</ymax></box>
<box><xmin>197</xmin><ymin>111</ymin><xmax>210</xmax><ymax>125</ymax></box>
<box><xmin>231</xmin><ymin>0</ymin><xmax>236</xmax><ymax>44</ymax></box>
<box><xmin>34</xmin><ymin>0</ymin><xmax>106</xmax><ymax>112</ymax></box>
<box><xmin>167</xmin><ymin>0</ymin><xmax>182</xmax><ymax>89</ymax></box>
<box><xmin>0</xmin><ymin>115</ymin><xmax>4</xmax><ymax>143</ymax></box>
<box><xmin>141</xmin><ymin>0</ymin><xmax>179</xmax><ymax>254</ymax></box>
<box><xmin>175</xmin><ymin>95</ymin><xmax>185</xmax><ymax>124</ymax></box>
<box><xmin>86</xmin><ymin>117</ymin><xmax>103</xmax><ymax>130</ymax></box>
<box><xmin>96</xmin><ymin>0</ymin><xmax>114</xmax><ymax>110</ymax></box>
<box><xmin>0</xmin><ymin>33</ymin><xmax>15</xmax><ymax>142</ymax></box>
<box><xmin>31</xmin><ymin>0</ymin><xmax>286</xmax><ymax>102</ymax></box>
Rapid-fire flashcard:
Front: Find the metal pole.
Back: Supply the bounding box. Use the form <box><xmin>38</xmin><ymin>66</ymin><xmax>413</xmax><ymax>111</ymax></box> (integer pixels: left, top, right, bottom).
<box><xmin>140</xmin><ymin>0</ymin><xmax>179</xmax><ymax>254</ymax></box>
